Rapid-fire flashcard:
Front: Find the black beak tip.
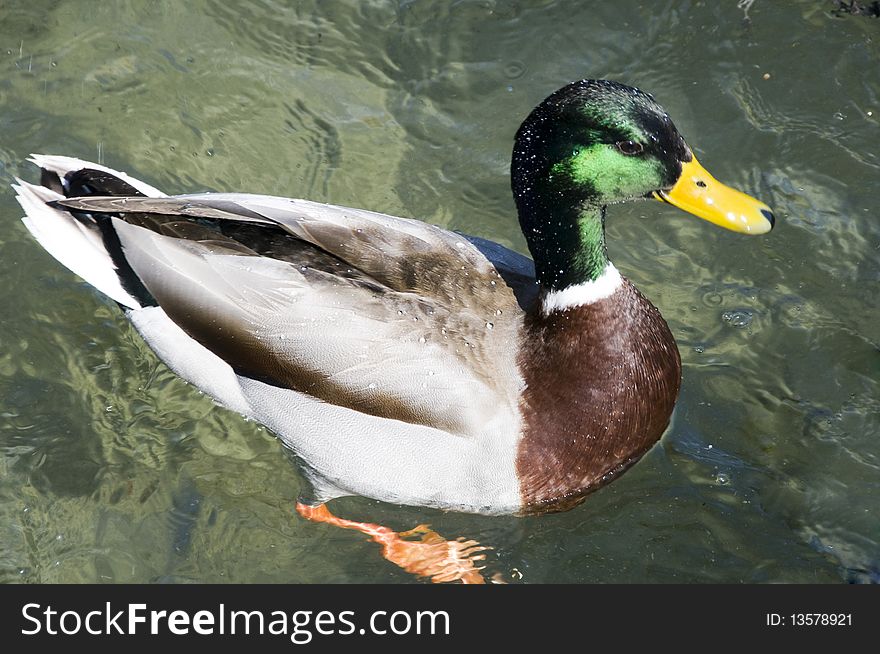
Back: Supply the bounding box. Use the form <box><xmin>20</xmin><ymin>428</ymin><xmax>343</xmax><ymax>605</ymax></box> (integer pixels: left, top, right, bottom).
<box><xmin>761</xmin><ymin>209</ymin><xmax>775</xmax><ymax>230</ymax></box>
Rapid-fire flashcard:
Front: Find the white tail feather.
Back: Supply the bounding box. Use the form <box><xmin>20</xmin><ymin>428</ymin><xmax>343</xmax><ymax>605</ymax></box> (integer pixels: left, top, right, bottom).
<box><xmin>27</xmin><ymin>154</ymin><xmax>167</xmax><ymax>198</ymax></box>
<box><xmin>14</xmin><ymin>178</ymin><xmax>141</xmax><ymax>308</ymax></box>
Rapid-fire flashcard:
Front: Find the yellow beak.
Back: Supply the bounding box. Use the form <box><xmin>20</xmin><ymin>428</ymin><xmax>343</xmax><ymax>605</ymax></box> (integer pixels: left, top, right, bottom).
<box><xmin>653</xmin><ymin>156</ymin><xmax>774</xmax><ymax>234</ymax></box>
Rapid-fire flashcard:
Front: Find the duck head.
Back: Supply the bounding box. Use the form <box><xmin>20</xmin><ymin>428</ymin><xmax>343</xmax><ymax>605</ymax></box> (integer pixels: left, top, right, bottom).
<box><xmin>511</xmin><ymin>79</ymin><xmax>774</xmax><ymax>291</ymax></box>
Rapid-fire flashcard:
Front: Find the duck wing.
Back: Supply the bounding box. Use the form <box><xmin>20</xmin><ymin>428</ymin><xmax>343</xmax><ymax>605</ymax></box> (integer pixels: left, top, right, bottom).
<box><xmin>57</xmin><ymin>194</ymin><xmax>533</xmax><ymax>436</ymax></box>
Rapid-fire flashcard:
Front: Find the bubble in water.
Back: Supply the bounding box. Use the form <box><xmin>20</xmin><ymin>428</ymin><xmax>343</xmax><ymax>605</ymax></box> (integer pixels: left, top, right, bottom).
<box><xmin>721</xmin><ymin>309</ymin><xmax>753</xmax><ymax>328</ymax></box>
<box><xmin>715</xmin><ymin>472</ymin><xmax>730</xmax><ymax>485</ymax></box>
<box><xmin>486</xmin><ymin>322</ymin><xmax>494</xmax><ymax>330</ymax></box>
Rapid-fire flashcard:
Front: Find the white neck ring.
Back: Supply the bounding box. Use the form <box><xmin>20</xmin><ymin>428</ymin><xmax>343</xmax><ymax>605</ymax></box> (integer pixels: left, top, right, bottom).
<box><xmin>540</xmin><ymin>263</ymin><xmax>623</xmax><ymax>315</ymax></box>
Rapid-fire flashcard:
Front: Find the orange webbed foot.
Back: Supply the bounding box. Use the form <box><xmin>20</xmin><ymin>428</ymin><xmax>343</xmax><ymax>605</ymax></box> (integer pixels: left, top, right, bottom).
<box><xmin>296</xmin><ymin>502</ymin><xmax>489</xmax><ymax>584</ymax></box>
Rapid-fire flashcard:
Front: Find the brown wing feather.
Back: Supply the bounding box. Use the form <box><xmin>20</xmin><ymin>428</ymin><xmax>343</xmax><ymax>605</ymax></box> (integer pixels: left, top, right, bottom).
<box><xmin>93</xmin><ymin>196</ymin><xmax>529</xmax><ymax>436</ymax></box>
<box><xmin>54</xmin><ymin>194</ymin><xmax>539</xmax><ymax>310</ymax></box>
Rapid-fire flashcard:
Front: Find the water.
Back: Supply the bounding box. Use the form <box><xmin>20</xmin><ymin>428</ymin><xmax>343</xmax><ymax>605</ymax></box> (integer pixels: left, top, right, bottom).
<box><xmin>1</xmin><ymin>0</ymin><xmax>878</xmax><ymax>583</ymax></box>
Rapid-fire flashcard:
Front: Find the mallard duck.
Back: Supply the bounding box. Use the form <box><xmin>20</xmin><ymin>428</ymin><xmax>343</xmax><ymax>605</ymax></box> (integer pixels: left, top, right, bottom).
<box><xmin>13</xmin><ymin>80</ymin><xmax>773</xmax><ymax>583</ymax></box>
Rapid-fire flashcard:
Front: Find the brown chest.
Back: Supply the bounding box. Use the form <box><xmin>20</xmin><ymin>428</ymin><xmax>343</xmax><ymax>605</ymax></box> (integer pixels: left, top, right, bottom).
<box><xmin>515</xmin><ymin>281</ymin><xmax>681</xmax><ymax>514</ymax></box>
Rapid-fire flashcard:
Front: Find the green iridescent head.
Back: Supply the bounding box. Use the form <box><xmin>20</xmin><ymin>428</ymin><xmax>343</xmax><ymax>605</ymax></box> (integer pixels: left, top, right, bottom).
<box><xmin>512</xmin><ymin>80</ymin><xmax>688</xmax><ymax>208</ymax></box>
<box><xmin>511</xmin><ymin>80</ymin><xmax>773</xmax><ymax>290</ymax></box>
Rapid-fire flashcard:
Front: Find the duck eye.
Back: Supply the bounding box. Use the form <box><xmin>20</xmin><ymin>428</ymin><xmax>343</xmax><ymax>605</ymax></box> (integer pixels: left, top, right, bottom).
<box><xmin>616</xmin><ymin>140</ymin><xmax>644</xmax><ymax>156</ymax></box>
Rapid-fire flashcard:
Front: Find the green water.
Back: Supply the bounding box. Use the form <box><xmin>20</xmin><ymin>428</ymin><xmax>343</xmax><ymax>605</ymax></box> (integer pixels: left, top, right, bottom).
<box><xmin>0</xmin><ymin>0</ymin><xmax>877</xmax><ymax>583</ymax></box>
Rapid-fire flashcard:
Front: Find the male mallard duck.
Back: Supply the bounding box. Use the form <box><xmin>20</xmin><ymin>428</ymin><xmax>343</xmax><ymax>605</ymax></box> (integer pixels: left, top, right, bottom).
<box><xmin>13</xmin><ymin>80</ymin><xmax>773</xmax><ymax>583</ymax></box>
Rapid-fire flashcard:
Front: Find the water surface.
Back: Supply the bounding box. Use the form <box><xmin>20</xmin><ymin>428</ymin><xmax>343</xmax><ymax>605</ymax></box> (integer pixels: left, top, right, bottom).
<box><xmin>0</xmin><ymin>0</ymin><xmax>878</xmax><ymax>583</ymax></box>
